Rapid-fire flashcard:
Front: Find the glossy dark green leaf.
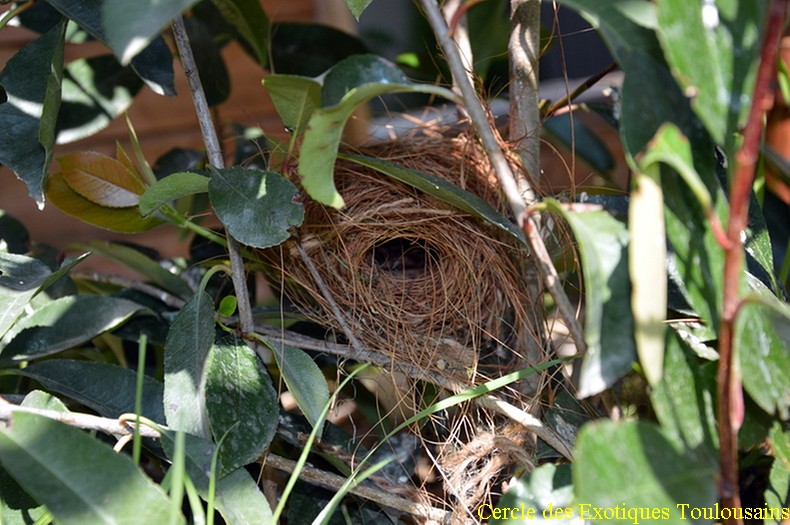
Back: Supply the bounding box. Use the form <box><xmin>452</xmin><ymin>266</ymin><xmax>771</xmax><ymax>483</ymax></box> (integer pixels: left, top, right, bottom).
<box><xmin>208</xmin><ymin>167</ymin><xmax>303</xmax><ymax>249</ymax></box>
<box><xmin>262</xmin><ymin>75</ymin><xmax>321</xmax><ymax>134</ymax></box>
<box><xmin>0</xmin><ymin>21</ymin><xmax>66</xmax><ymax>206</ymax></box>
<box><xmin>650</xmin><ymin>331</ymin><xmax>718</xmax><ymax>464</ymax></box>
<box><xmin>340</xmin><ymin>153</ymin><xmax>527</xmax><ymax>247</ymax></box>
<box><xmin>736</xmin><ymin>297</ymin><xmax>790</xmax><ymax>417</ymax></box>
<box><xmin>490</xmin><ymin>464</ymin><xmax>574</xmax><ymax>524</ymax></box>
<box><xmin>56</xmin><ymin>55</ymin><xmax>143</xmax><ymax>144</ymax></box>
<box><xmin>139</xmin><ymin>171</ymin><xmax>210</xmax><ymax>217</ymax></box>
<box><xmin>205</xmin><ymin>335</ymin><xmax>278</xmax><ymax>475</ymax></box>
<box><xmin>655</xmin><ymin>0</ymin><xmax>765</xmax><ymax>150</ymax></box>
<box><xmin>0</xmin><ymin>211</ymin><xmax>30</xmax><ymax>255</ymax></box>
<box><xmin>271</xmin><ymin>343</ymin><xmax>329</xmax><ymax>434</ymax></box>
<box><xmin>45</xmin><ymin>167</ymin><xmax>162</xmax><ymax>233</ymax></box>
<box><xmin>210</xmin><ymin>0</ymin><xmax>269</xmax><ymax>66</ymax></box>
<box><xmin>85</xmin><ymin>240</ymin><xmax>193</xmax><ymax>298</ymax></box>
<box><xmin>164</xmin><ymin>291</ymin><xmax>215</xmax><ymax>438</ymax></box>
<box><xmin>320</xmin><ymin>54</ymin><xmax>410</xmax><ymax>107</ymax></box>
<box><xmin>184</xmin><ymin>17</ymin><xmax>230</xmax><ymax>106</ymax></box>
<box><xmin>543</xmin><ymin>113</ymin><xmax>614</xmax><ymax>174</ymax></box>
<box><xmin>0</xmin><ymin>412</ymin><xmax>181</xmax><ymax>525</ymax></box>
<box><xmin>300</xmin><ymin>56</ymin><xmax>458</xmax><ymax>207</ymax></box>
<box><xmin>0</xmin><ymin>295</ymin><xmax>147</xmax><ymax>362</ymax></box>
<box><xmin>160</xmin><ymin>431</ymin><xmax>273</xmax><ymax>523</ymax></box>
<box><xmin>103</xmin><ymin>0</ymin><xmax>201</xmax><ymax>65</ymax></box>
<box><xmin>270</xmin><ymin>22</ymin><xmax>367</xmax><ymax>77</ymax></box>
<box><xmin>574</xmin><ymin>421</ymin><xmax>717</xmax><ymax>523</ymax></box>
<box><xmin>18</xmin><ymin>359</ymin><xmax>166</xmax><ymax>423</ymax></box>
<box><xmin>0</xmin><ymin>254</ymin><xmax>52</xmax><ymax>339</ymax></box>
<box><xmin>544</xmin><ymin>199</ymin><xmax>635</xmax><ymax>398</ymax></box>
<box><xmin>343</xmin><ymin>0</ymin><xmax>373</xmax><ymax>20</ymax></box>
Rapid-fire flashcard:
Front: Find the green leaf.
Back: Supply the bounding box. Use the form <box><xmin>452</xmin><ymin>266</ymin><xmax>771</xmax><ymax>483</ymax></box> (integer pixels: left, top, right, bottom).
<box><xmin>0</xmin><ymin>295</ymin><xmax>147</xmax><ymax>362</ymax></box>
<box><xmin>208</xmin><ymin>166</ymin><xmax>304</xmax><ymax>249</ymax></box>
<box><xmin>629</xmin><ymin>164</ymin><xmax>666</xmax><ymax>386</ymax></box>
<box><xmin>46</xmin><ymin>166</ymin><xmax>162</xmax><ymax>233</ymax></box>
<box><xmin>0</xmin><ymin>254</ymin><xmax>52</xmax><ymax>339</ymax></box>
<box><xmin>57</xmin><ymin>55</ymin><xmax>143</xmax><ymax>144</ymax></box>
<box><xmin>0</xmin><ymin>210</ymin><xmax>30</xmax><ymax>255</ymax></box>
<box><xmin>164</xmin><ymin>291</ymin><xmax>215</xmax><ymax>438</ymax></box>
<box><xmin>218</xmin><ymin>295</ymin><xmax>237</xmax><ymax>317</ymax></box>
<box><xmin>0</xmin><ymin>412</ymin><xmax>181</xmax><ymax>525</ymax></box>
<box><xmin>270</xmin><ymin>22</ymin><xmax>367</xmax><ymax>77</ymax></box>
<box><xmin>649</xmin><ymin>331</ymin><xmax>718</xmax><ymax>462</ymax></box>
<box><xmin>160</xmin><ymin>432</ymin><xmax>273</xmax><ymax>524</ymax></box>
<box><xmin>18</xmin><ymin>359</ymin><xmax>165</xmax><ymax>423</ymax></box>
<box><xmin>655</xmin><ymin>0</ymin><xmax>765</xmax><ymax>150</ymax></box>
<box><xmin>271</xmin><ymin>343</ymin><xmax>330</xmax><ymax>434</ymax></box>
<box><xmin>103</xmin><ymin>0</ymin><xmax>202</xmax><ymax>65</ymax></box>
<box><xmin>85</xmin><ymin>240</ymin><xmax>192</xmax><ymax>298</ymax></box>
<box><xmin>21</xmin><ymin>390</ymin><xmax>69</xmax><ymax>412</ymax></box>
<box><xmin>736</xmin><ymin>297</ymin><xmax>790</xmax><ymax>418</ymax></box>
<box><xmin>574</xmin><ymin>421</ymin><xmax>717</xmax><ymax>523</ymax></box>
<box><xmin>343</xmin><ymin>0</ymin><xmax>373</xmax><ymax>20</ymax></box>
<box><xmin>765</xmin><ymin>424</ymin><xmax>790</xmax><ymax>523</ymax></box>
<box><xmin>210</xmin><ymin>0</ymin><xmax>269</xmax><ymax>67</ymax></box>
<box><xmin>339</xmin><ymin>153</ymin><xmax>527</xmax><ymax>248</ymax></box>
<box><xmin>205</xmin><ymin>335</ymin><xmax>278</xmax><ymax>475</ymax></box>
<box><xmin>44</xmin><ymin>0</ymin><xmax>176</xmax><ymax>95</ymax></box>
<box><xmin>299</xmin><ymin>56</ymin><xmax>459</xmax><ymax>207</ymax></box>
<box><xmin>0</xmin><ymin>21</ymin><xmax>66</xmax><ymax>206</ymax></box>
<box><xmin>490</xmin><ymin>464</ymin><xmax>574</xmax><ymax>524</ymax></box>
<box><xmin>262</xmin><ymin>75</ymin><xmax>321</xmax><ymax>135</ymax></box>
<box><xmin>544</xmin><ymin>200</ymin><xmax>635</xmax><ymax>398</ymax></box>
<box><xmin>139</xmin><ymin>171</ymin><xmax>210</xmax><ymax>217</ymax></box>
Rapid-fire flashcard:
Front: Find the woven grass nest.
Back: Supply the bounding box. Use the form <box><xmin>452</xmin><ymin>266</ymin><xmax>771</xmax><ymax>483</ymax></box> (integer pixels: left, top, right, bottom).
<box><xmin>271</xmin><ymin>133</ymin><xmax>544</xmax><ymax>384</ymax></box>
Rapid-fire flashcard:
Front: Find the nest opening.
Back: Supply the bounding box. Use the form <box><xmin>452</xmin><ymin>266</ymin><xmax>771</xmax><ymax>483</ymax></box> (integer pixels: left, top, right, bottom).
<box><xmin>369</xmin><ymin>237</ymin><xmax>439</xmax><ymax>278</ymax></box>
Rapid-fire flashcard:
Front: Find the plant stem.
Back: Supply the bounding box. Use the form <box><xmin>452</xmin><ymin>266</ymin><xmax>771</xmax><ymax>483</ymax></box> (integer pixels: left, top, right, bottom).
<box><xmin>170</xmin><ymin>16</ymin><xmax>254</xmax><ymax>335</ymax></box>
<box><xmin>718</xmin><ymin>0</ymin><xmax>789</xmax><ymax>519</ymax></box>
<box><xmin>509</xmin><ymin>0</ymin><xmax>542</xmax><ymax>198</ymax></box>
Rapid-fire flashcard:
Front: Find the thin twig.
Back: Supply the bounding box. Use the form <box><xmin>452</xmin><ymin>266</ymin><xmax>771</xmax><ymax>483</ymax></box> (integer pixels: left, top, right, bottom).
<box><xmin>254</xmin><ymin>324</ymin><xmax>575</xmax><ymax>460</ymax></box>
<box><xmin>295</xmin><ymin>243</ymin><xmax>366</xmax><ymax>354</ymax></box>
<box><xmin>544</xmin><ymin>62</ymin><xmax>618</xmax><ymax>117</ymax></box>
<box><xmin>170</xmin><ymin>16</ymin><xmax>254</xmax><ymax>335</ymax></box>
<box><xmin>717</xmin><ymin>0</ymin><xmax>789</xmax><ymax>520</ymax></box>
<box><xmin>265</xmin><ymin>454</ymin><xmax>450</xmax><ymax>522</ymax></box>
<box><xmin>0</xmin><ymin>400</ymin><xmax>161</xmax><ymax>439</ymax></box>
<box><xmin>72</xmin><ymin>272</ymin><xmax>187</xmax><ymax>309</ymax></box>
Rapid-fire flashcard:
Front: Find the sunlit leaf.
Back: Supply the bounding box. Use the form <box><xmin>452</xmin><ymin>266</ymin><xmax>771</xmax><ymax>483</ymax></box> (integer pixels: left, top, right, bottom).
<box><xmin>490</xmin><ymin>464</ymin><xmax>574</xmax><ymax>524</ymax></box>
<box><xmin>57</xmin><ymin>152</ymin><xmax>146</xmax><ymax>208</ymax></box>
<box><xmin>343</xmin><ymin>0</ymin><xmax>373</xmax><ymax>20</ymax></box>
<box><xmin>164</xmin><ymin>291</ymin><xmax>215</xmax><ymax>438</ymax></box>
<box><xmin>139</xmin><ymin>171</ymin><xmax>210</xmax><ymax>217</ymax></box>
<box><xmin>574</xmin><ymin>421</ymin><xmax>717</xmax><ymax>523</ymax></box>
<box><xmin>0</xmin><ymin>412</ymin><xmax>181</xmax><ymax>525</ymax></box>
<box><xmin>271</xmin><ymin>343</ymin><xmax>330</xmax><ymax>434</ymax></box>
<box><xmin>0</xmin><ymin>254</ymin><xmax>52</xmax><ymax>339</ymax></box>
<box><xmin>208</xmin><ymin>167</ymin><xmax>303</xmax><ymax>249</ymax></box>
<box><xmin>544</xmin><ymin>199</ymin><xmax>635</xmax><ymax>398</ymax></box>
<box><xmin>0</xmin><ymin>295</ymin><xmax>147</xmax><ymax>362</ymax></box>
<box><xmin>299</xmin><ymin>55</ymin><xmax>459</xmax><ymax>207</ymax></box>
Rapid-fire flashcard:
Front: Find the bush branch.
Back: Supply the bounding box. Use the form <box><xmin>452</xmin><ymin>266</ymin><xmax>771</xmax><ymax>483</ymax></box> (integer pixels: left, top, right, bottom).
<box><xmin>171</xmin><ymin>16</ymin><xmax>254</xmax><ymax>334</ymax></box>
<box><xmin>718</xmin><ymin>0</ymin><xmax>789</xmax><ymax>519</ymax></box>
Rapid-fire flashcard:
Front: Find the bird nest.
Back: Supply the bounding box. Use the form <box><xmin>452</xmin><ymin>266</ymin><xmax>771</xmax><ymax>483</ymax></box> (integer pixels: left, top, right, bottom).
<box><xmin>270</xmin><ymin>134</ymin><xmax>544</xmax><ymax>384</ymax></box>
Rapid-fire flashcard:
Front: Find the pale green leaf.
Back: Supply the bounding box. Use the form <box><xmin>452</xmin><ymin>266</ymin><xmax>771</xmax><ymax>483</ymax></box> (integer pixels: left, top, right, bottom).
<box><xmin>0</xmin><ymin>412</ymin><xmax>181</xmax><ymax>525</ymax></box>
<box><xmin>271</xmin><ymin>343</ymin><xmax>330</xmax><ymax>434</ymax></box>
<box><xmin>138</xmin><ymin>171</ymin><xmax>209</xmax><ymax>217</ymax></box>
<box><xmin>262</xmin><ymin>75</ymin><xmax>321</xmax><ymax>134</ymax></box>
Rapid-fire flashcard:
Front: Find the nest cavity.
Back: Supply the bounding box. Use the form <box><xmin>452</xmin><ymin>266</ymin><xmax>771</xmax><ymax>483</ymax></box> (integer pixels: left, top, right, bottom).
<box><xmin>272</xmin><ymin>134</ymin><xmax>543</xmax><ymax>381</ymax></box>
